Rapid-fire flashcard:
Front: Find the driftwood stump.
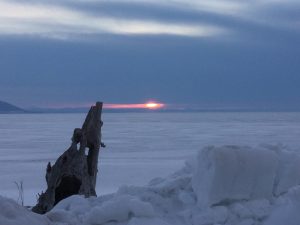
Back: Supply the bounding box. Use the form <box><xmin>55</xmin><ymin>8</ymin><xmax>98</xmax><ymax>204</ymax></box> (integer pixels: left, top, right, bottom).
<box><xmin>32</xmin><ymin>102</ymin><xmax>104</xmax><ymax>214</ymax></box>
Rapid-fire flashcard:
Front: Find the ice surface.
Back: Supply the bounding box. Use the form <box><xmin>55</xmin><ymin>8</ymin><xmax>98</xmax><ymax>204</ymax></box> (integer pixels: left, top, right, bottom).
<box><xmin>1</xmin><ymin>144</ymin><xmax>300</xmax><ymax>225</ymax></box>
<box><xmin>1</xmin><ymin>112</ymin><xmax>300</xmax><ymax>205</ymax></box>
<box><xmin>273</xmin><ymin>148</ymin><xmax>300</xmax><ymax>196</ymax></box>
<box><xmin>192</xmin><ymin>145</ymin><xmax>278</xmax><ymax>208</ymax></box>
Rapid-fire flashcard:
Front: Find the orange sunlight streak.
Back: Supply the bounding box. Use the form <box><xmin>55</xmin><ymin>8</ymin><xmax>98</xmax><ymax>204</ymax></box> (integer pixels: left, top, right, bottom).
<box><xmin>104</xmin><ymin>102</ymin><xmax>165</xmax><ymax>110</ymax></box>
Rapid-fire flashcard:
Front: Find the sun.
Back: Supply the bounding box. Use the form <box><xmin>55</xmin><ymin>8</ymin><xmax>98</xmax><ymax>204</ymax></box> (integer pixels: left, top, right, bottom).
<box><xmin>103</xmin><ymin>101</ymin><xmax>165</xmax><ymax>110</ymax></box>
<box><xmin>146</xmin><ymin>103</ymin><xmax>158</xmax><ymax>108</ymax></box>
<box><xmin>145</xmin><ymin>102</ymin><xmax>164</xmax><ymax>109</ymax></box>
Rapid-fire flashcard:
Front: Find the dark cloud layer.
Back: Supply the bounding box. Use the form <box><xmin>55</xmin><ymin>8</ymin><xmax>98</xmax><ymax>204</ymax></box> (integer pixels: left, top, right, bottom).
<box><xmin>0</xmin><ymin>0</ymin><xmax>299</xmax><ymax>109</ymax></box>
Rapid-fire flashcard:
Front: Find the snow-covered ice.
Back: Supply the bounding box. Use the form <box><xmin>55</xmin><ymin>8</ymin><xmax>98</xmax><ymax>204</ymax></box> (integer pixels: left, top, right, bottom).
<box><xmin>1</xmin><ymin>112</ymin><xmax>300</xmax><ymax>206</ymax></box>
<box><xmin>1</xmin><ymin>144</ymin><xmax>300</xmax><ymax>225</ymax></box>
<box><xmin>192</xmin><ymin>146</ymin><xmax>278</xmax><ymax>208</ymax></box>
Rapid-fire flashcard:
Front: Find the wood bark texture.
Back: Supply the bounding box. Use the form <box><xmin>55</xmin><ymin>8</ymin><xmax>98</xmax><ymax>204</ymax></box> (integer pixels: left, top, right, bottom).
<box><xmin>32</xmin><ymin>102</ymin><xmax>103</xmax><ymax>214</ymax></box>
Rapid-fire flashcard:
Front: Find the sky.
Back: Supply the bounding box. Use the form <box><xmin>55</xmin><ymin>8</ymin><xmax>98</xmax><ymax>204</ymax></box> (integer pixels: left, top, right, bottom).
<box><xmin>0</xmin><ymin>0</ymin><xmax>299</xmax><ymax>110</ymax></box>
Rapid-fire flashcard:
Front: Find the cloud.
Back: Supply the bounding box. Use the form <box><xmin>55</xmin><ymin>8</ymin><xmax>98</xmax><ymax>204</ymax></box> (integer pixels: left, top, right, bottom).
<box><xmin>68</xmin><ymin>0</ymin><xmax>300</xmax><ymax>20</ymax></box>
<box><xmin>121</xmin><ymin>0</ymin><xmax>300</xmax><ymax>30</ymax></box>
<box><xmin>73</xmin><ymin>0</ymin><xmax>247</xmax><ymax>16</ymax></box>
<box><xmin>0</xmin><ymin>0</ymin><xmax>299</xmax><ymax>41</ymax></box>
<box><xmin>0</xmin><ymin>0</ymin><xmax>227</xmax><ymax>39</ymax></box>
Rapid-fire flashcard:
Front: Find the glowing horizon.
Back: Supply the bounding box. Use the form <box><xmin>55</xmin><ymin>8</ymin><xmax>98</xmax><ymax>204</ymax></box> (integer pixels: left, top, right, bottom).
<box><xmin>104</xmin><ymin>102</ymin><xmax>165</xmax><ymax>110</ymax></box>
<box><xmin>33</xmin><ymin>101</ymin><xmax>166</xmax><ymax>109</ymax></box>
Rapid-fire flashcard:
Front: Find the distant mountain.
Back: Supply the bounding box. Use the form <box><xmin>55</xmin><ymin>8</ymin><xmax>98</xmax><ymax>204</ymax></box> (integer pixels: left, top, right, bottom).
<box><xmin>0</xmin><ymin>101</ymin><xmax>25</xmax><ymax>113</ymax></box>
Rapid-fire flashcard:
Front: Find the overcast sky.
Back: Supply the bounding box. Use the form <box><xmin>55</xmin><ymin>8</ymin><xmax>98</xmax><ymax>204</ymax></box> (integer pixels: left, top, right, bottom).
<box><xmin>0</xmin><ymin>0</ymin><xmax>299</xmax><ymax>109</ymax></box>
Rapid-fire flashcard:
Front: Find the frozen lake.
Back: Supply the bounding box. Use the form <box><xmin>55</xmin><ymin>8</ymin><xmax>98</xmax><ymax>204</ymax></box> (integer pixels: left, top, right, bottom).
<box><xmin>0</xmin><ymin>112</ymin><xmax>300</xmax><ymax>205</ymax></box>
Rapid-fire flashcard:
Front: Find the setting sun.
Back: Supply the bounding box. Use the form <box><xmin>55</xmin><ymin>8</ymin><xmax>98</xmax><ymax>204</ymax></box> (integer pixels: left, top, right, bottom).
<box><xmin>104</xmin><ymin>102</ymin><xmax>165</xmax><ymax>110</ymax></box>
<box><xmin>145</xmin><ymin>102</ymin><xmax>164</xmax><ymax>109</ymax></box>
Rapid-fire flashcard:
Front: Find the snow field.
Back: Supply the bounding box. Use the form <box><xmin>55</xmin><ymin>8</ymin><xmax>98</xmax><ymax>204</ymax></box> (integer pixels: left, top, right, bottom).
<box><xmin>1</xmin><ymin>144</ymin><xmax>300</xmax><ymax>225</ymax></box>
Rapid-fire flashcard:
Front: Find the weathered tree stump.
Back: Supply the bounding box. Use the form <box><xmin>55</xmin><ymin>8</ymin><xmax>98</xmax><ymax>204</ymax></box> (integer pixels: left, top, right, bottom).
<box><xmin>32</xmin><ymin>102</ymin><xmax>104</xmax><ymax>214</ymax></box>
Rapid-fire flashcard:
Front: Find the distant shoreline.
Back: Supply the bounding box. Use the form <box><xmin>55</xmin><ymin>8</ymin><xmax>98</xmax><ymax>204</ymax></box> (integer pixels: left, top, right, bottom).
<box><xmin>2</xmin><ymin>100</ymin><xmax>300</xmax><ymax>114</ymax></box>
<box><xmin>2</xmin><ymin>109</ymin><xmax>300</xmax><ymax>114</ymax></box>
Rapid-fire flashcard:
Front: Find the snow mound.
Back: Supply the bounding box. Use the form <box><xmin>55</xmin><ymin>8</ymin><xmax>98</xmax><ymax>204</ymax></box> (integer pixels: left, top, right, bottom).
<box><xmin>0</xmin><ymin>196</ymin><xmax>50</xmax><ymax>225</ymax></box>
<box><xmin>48</xmin><ymin>194</ymin><xmax>156</xmax><ymax>224</ymax></box>
<box><xmin>273</xmin><ymin>149</ymin><xmax>300</xmax><ymax>196</ymax></box>
<box><xmin>192</xmin><ymin>145</ymin><xmax>278</xmax><ymax>208</ymax></box>
<box><xmin>1</xmin><ymin>145</ymin><xmax>300</xmax><ymax>225</ymax></box>
<box><xmin>264</xmin><ymin>186</ymin><xmax>300</xmax><ymax>225</ymax></box>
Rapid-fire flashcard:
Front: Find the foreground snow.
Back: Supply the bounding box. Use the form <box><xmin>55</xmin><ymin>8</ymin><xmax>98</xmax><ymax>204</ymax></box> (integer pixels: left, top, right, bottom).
<box><xmin>1</xmin><ymin>145</ymin><xmax>300</xmax><ymax>225</ymax></box>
